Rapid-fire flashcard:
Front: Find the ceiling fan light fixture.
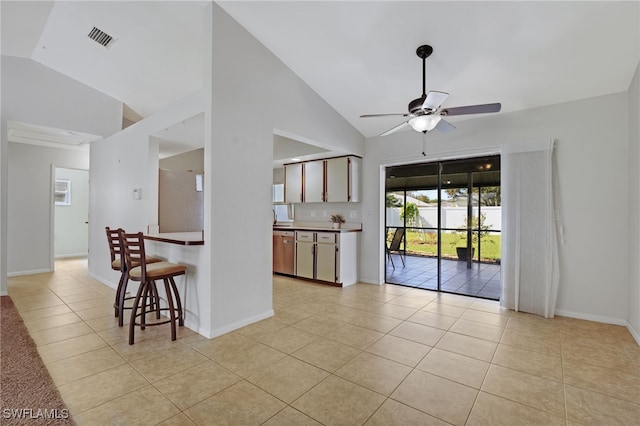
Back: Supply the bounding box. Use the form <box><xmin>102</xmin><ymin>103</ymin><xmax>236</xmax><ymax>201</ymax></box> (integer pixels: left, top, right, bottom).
<box><xmin>409</xmin><ymin>115</ymin><xmax>441</xmax><ymax>132</ymax></box>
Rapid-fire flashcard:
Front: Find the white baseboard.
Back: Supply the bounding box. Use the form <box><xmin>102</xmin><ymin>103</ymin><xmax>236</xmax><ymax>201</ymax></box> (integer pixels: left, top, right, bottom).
<box><xmin>203</xmin><ymin>309</ymin><xmax>275</xmax><ymax>339</ymax></box>
<box><xmin>183</xmin><ymin>319</ymin><xmax>215</xmax><ymax>339</ymax></box>
<box><xmin>626</xmin><ymin>322</ymin><xmax>640</xmax><ymax>345</ymax></box>
<box><xmin>554</xmin><ymin>309</ymin><xmax>628</xmax><ymax>326</ymax></box>
<box><xmin>55</xmin><ymin>252</ymin><xmax>88</xmax><ymax>259</ymax></box>
<box><xmin>88</xmin><ymin>272</ymin><xmax>117</xmax><ymax>290</ymax></box>
<box><xmin>7</xmin><ymin>268</ymin><xmax>53</xmax><ymax>277</ymax></box>
<box><xmin>359</xmin><ymin>277</ymin><xmax>383</xmax><ymax>285</ymax></box>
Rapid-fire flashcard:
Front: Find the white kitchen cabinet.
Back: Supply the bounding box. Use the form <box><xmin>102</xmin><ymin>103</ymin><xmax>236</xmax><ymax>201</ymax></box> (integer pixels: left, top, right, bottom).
<box><xmin>303</xmin><ymin>160</ymin><xmax>324</xmax><ymax>203</ymax></box>
<box><xmin>347</xmin><ymin>156</ymin><xmax>360</xmax><ymax>202</ymax></box>
<box><xmin>315</xmin><ymin>232</ymin><xmax>337</xmax><ymax>282</ymax></box>
<box><xmin>295</xmin><ymin>231</ymin><xmax>314</xmax><ymax>279</ymax></box>
<box><xmin>294</xmin><ymin>230</ymin><xmax>358</xmax><ymax>286</ymax></box>
<box><xmin>284</xmin><ymin>163</ymin><xmax>303</xmax><ymax>203</ymax></box>
<box><xmin>283</xmin><ymin>156</ymin><xmax>361</xmax><ymax>204</ymax></box>
<box><xmin>324</xmin><ymin>157</ymin><xmax>347</xmax><ymax>202</ymax></box>
<box><xmin>295</xmin><ymin>240</ymin><xmax>315</xmax><ymax>279</ymax></box>
<box><xmin>325</xmin><ymin>156</ymin><xmax>360</xmax><ymax>202</ymax></box>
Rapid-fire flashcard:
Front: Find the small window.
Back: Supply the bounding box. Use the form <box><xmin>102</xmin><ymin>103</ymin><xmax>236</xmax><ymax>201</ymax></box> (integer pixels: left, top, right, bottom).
<box><xmin>54</xmin><ymin>179</ymin><xmax>71</xmax><ymax>206</ymax></box>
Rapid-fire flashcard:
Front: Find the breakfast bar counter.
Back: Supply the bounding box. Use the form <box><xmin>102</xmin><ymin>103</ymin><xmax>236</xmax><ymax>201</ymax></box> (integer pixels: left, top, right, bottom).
<box><xmin>144</xmin><ymin>231</ymin><xmax>204</xmax><ymax>245</ymax></box>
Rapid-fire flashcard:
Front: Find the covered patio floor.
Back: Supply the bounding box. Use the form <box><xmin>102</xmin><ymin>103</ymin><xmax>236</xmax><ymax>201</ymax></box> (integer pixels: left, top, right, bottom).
<box><xmin>385</xmin><ymin>254</ymin><xmax>501</xmax><ymax>300</ymax></box>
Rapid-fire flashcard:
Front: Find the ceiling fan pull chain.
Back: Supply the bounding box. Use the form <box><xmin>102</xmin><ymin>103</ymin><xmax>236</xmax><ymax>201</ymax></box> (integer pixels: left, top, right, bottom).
<box><xmin>422</xmin><ymin>131</ymin><xmax>427</xmax><ymax>156</ymax></box>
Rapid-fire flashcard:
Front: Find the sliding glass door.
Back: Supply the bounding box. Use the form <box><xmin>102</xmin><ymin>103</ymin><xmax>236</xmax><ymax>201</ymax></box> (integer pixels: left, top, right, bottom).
<box><xmin>385</xmin><ymin>156</ymin><xmax>502</xmax><ymax>300</ymax></box>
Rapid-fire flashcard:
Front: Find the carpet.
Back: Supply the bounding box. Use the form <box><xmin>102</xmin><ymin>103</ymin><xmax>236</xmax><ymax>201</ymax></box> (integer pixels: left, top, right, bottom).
<box><xmin>1</xmin><ymin>296</ymin><xmax>75</xmax><ymax>425</ymax></box>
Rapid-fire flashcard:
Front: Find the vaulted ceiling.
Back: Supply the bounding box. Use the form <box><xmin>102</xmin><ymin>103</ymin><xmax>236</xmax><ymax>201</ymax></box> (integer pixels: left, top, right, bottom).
<box><xmin>2</xmin><ymin>1</ymin><xmax>639</xmax><ymax>141</ymax></box>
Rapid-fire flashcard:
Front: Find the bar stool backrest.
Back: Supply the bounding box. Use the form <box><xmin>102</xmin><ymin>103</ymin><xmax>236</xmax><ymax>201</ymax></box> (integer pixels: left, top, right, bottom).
<box><xmin>106</xmin><ymin>227</ymin><xmax>125</xmax><ymax>272</ymax></box>
<box><xmin>119</xmin><ymin>231</ymin><xmax>148</xmax><ymax>282</ymax></box>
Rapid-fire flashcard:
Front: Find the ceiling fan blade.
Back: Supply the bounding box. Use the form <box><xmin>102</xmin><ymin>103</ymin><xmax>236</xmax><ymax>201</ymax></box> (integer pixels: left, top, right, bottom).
<box><xmin>441</xmin><ymin>103</ymin><xmax>501</xmax><ymax>116</ymax></box>
<box><xmin>422</xmin><ymin>91</ymin><xmax>449</xmax><ymax>111</ymax></box>
<box><xmin>360</xmin><ymin>113</ymin><xmax>409</xmax><ymax>118</ymax></box>
<box><xmin>435</xmin><ymin>118</ymin><xmax>456</xmax><ymax>133</ymax></box>
<box><xmin>380</xmin><ymin>121</ymin><xmax>409</xmax><ymax>137</ymax></box>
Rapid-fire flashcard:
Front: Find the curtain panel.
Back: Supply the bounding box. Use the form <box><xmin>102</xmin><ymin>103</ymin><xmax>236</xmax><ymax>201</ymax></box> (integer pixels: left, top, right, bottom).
<box><xmin>501</xmin><ymin>139</ymin><xmax>560</xmax><ymax>318</ymax></box>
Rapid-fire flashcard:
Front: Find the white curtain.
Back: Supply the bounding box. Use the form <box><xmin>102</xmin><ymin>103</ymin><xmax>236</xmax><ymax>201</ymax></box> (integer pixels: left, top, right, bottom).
<box><xmin>501</xmin><ymin>139</ymin><xmax>560</xmax><ymax>318</ymax></box>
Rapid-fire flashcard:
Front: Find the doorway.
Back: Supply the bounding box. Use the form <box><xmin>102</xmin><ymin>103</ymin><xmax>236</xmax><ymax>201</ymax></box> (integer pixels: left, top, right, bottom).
<box><xmin>384</xmin><ymin>155</ymin><xmax>501</xmax><ymax>300</ymax></box>
<box><xmin>53</xmin><ymin>167</ymin><xmax>89</xmax><ymax>259</ymax></box>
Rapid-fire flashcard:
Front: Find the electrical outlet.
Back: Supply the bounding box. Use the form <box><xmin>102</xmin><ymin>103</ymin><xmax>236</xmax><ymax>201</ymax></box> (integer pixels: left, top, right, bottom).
<box><xmin>350</xmin><ymin>210</ymin><xmax>357</xmax><ymax>219</ymax></box>
<box><xmin>322</xmin><ymin>210</ymin><xmax>327</xmax><ymax>217</ymax></box>
<box><xmin>310</xmin><ymin>211</ymin><xmax>316</xmax><ymax>217</ymax></box>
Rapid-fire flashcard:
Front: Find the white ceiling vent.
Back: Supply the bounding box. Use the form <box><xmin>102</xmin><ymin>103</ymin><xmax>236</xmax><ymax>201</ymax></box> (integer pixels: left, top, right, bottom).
<box><xmin>88</xmin><ymin>26</ymin><xmax>116</xmax><ymax>48</ymax></box>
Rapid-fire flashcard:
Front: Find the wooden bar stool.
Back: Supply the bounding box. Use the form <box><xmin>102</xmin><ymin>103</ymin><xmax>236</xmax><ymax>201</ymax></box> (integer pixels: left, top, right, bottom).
<box><xmin>119</xmin><ymin>231</ymin><xmax>187</xmax><ymax>345</ymax></box>
<box><xmin>106</xmin><ymin>227</ymin><xmax>162</xmax><ymax>326</ymax></box>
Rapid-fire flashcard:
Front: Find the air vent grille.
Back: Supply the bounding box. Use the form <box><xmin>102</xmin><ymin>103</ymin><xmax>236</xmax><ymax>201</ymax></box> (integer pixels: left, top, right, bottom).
<box><xmin>88</xmin><ymin>27</ymin><xmax>115</xmax><ymax>48</ymax></box>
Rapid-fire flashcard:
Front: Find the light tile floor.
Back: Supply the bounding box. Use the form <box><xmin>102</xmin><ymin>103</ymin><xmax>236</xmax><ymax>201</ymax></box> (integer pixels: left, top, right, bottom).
<box><xmin>7</xmin><ymin>257</ymin><xmax>640</xmax><ymax>425</ymax></box>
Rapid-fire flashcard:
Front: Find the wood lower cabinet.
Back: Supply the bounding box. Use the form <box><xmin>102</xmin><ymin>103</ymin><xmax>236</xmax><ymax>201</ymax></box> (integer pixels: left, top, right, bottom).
<box><xmin>294</xmin><ymin>231</ymin><xmax>358</xmax><ymax>286</ymax></box>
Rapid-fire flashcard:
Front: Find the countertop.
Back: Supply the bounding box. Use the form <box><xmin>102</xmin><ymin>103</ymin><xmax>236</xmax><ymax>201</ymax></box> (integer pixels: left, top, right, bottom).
<box><xmin>273</xmin><ymin>221</ymin><xmax>362</xmax><ymax>233</ymax></box>
<box><xmin>144</xmin><ymin>231</ymin><xmax>205</xmax><ymax>245</ymax></box>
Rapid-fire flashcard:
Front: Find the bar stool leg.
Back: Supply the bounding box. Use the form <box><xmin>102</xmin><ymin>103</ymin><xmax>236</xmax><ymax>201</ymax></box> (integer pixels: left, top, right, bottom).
<box><xmin>114</xmin><ymin>271</ymin><xmax>127</xmax><ymax>317</ymax></box>
<box><xmin>128</xmin><ymin>281</ymin><xmax>146</xmax><ymax>345</ymax></box>
<box><xmin>169</xmin><ymin>276</ymin><xmax>184</xmax><ymax>327</ymax></box>
<box><xmin>163</xmin><ymin>278</ymin><xmax>177</xmax><ymax>341</ymax></box>
<box><xmin>150</xmin><ymin>281</ymin><xmax>161</xmax><ymax>319</ymax></box>
<box><xmin>141</xmin><ymin>281</ymin><xmax>153</xmax><ymax>331</ymax></box>
<box><xmin>116</xmin><ymin>270</ymin><xmax>131</xmax><ymax>327</ymax></box>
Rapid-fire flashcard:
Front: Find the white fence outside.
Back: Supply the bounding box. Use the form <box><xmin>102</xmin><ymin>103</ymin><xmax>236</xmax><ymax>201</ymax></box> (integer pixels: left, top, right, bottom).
<box><xmin>386</xmin><ymin>206</ymin><xmax>501</xmax><ymax>233</ymax></box>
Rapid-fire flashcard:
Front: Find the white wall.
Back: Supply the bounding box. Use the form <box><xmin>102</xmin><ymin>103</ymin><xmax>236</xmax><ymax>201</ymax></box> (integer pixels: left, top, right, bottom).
<box><xmin>88</xmin><ymin>4</ymin><xmax>364</xmax><ymax>338</ymax></box>
<box><xmin>54</xmin><ymin>168</ymin><xmax>89</xmax><ymax>258</ymax></box>
<box><xmin>88</xmin><ymin>91</ymin><xmax>209</xmax><ymax>333</ymax></box>
<box><xmin>6</xmin><ymin>144</ymin><xmax>90</xmax><ymax>275</ymax></box>
<box><xmin>209</xmin><ymin>3</ymin><xmax>364</xmax><ymax>336</ymax></box>
<box><xmin>628</xmin><ymin>62</ymin><xmax>640</xmax><ymax>342</ymax></box>
<box><xmin>0</xmin><ymin>56</ymin><xmax>122</xmax><ymax>136</ymax></box>
<box><xmin>0</xmin><ymin>56</ymin><xmax>122</xmax><ymax>291</ymax></box>
<box><xmin>362</xmin><ymin>92</ymin><xmax>631</xmax><ymax>324</ymax></box>
<box><xmin>159</xmin><ymin>148</ymin><xmax>204</xmax><ymax>171</ymax></box>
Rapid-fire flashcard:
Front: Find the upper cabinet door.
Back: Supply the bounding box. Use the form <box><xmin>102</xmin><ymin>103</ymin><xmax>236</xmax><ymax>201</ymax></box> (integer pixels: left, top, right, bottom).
<box><xmin>348</xmin><ymin>156</ymin><xmax>361</xmax><ymax>202</ymax></box>
<box><xmin>283</xmin><ymin>156</ymin><xmax>361</xmax><ymax>203</ymax></box>
<box><xmin>304</xmin><ymin>160</ymin><xmax>325</xmax><ymax>203</ymax></box>
<box><xmin>325</xmin><ymin>157</ymin><xmax>349</xmax><ymax>202</ymax></box>
<box><xmin>284</xmin><ymin>163</ymin><xmax>303</xmax><ymax>203</ymax></box>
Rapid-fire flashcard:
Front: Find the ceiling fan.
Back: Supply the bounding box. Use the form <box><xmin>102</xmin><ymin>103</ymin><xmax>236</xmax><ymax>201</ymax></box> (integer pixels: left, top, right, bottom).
<box><xmin>361</xmin><ymin>45</ymin><xmax>501</xmax><ymax>136</ymax></box>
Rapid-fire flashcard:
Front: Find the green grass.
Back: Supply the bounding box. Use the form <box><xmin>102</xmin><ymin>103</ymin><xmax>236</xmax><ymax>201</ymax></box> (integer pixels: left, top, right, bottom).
<box><xmin>393</xmin><ymin>230</ymin><xmax>501</xmax><ymax>262</ymax></box>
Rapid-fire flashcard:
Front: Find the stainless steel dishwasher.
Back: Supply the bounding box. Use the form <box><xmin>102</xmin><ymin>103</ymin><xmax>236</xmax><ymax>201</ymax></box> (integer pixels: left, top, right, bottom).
<box><xmin>273</xmin><ymin>231</ymin><xmax>295</xmax><ymax>275</ymax></box>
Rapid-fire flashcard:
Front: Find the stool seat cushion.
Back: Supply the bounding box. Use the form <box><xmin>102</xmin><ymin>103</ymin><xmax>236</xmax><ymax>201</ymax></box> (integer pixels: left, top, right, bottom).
<box><xmin>112</xmin><ymin>255</ymin><xmax>163</xmax><ymax>271</ymax></box>
<box><xmin>129</xmin><ymin>262</ymin><xmax>187</xmax><ymax>279</ymax></box>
